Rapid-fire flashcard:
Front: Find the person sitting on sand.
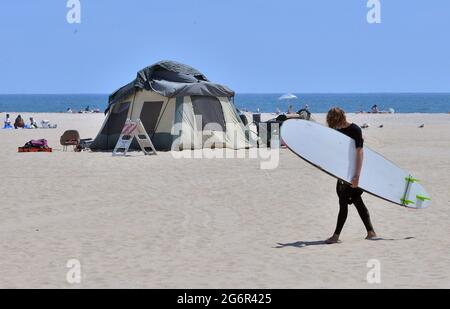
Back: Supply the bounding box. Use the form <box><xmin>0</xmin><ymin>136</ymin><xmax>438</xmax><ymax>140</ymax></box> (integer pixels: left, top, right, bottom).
<box><xmin>371</xmin><ymin>105</ymin><xmax>380</xmax><ymax>113</ymax></box>
<box><xmin>14</xmin><ymin>115</ymin><xmax>25</xmax><ymax>129</ymax></box>
<box><xmin>297</xmin><ymin>104</ymin><xmax>311</xmax><ymax>120</ymax></box>
<box><xmin>4</xmin><ymin>114</ymin><xmax>12</xmax><ymax>128</ymax></box>
<box><xmin>29</xmin><ymin>117</ymin><xmax>38</xmax><ymax>129</ymax></box>
<box><xmin>325</xmin><ymin>107</ymin><xmax>377</xmax><ymax>244</ymax></box>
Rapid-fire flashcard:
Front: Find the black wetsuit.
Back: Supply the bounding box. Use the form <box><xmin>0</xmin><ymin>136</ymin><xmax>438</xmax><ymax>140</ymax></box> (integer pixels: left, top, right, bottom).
<box><xmin>334</xmin><ymin>124</ymin><xmax>374</xmax><ymax>235</ymax></box>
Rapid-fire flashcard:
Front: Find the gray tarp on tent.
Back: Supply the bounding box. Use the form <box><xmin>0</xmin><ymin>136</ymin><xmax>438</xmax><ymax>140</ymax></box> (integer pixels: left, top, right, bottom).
<box><xmin>108</xmin><ymin>60</ymin><xmax>235</xmax><ymax>110</ymax></box>
<box><xmin>151</xmin><ymin>80</ymin><xmax>235</xmax><ymax>98</ymax></box>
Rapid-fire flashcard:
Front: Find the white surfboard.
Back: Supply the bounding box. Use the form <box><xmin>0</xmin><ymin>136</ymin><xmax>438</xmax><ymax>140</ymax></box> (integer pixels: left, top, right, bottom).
<box><xmin>281</xmin><ymin>120</ymin><xmax>431</xmax><ymax>209</ymax></box>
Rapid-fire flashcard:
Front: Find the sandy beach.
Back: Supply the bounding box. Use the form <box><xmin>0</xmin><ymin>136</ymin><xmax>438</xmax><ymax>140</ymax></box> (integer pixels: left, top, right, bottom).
<box><xmin>0</xmin><ymin>112</ymin><xmax>449</xmax><ymax>288</ymax></box>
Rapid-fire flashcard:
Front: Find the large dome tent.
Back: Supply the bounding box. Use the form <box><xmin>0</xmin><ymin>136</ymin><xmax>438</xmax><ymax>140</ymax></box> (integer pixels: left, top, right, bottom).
<box><xmin>90</xmin><ymin>61</ymin><xmax>250</xmax><ymax>151</ymax></box>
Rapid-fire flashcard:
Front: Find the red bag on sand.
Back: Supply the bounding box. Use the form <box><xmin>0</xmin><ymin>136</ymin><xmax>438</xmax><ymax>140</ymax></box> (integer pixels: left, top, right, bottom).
<box><xmin>18</xmin><ymin>147</ymin><xmax>52</xmax><ymax>153</ymax></box>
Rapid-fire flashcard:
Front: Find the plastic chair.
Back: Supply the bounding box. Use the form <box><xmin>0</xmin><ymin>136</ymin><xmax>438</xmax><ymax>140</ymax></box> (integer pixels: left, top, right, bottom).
<box><xmin>60</xmin><ymin>130</ymin><xmax>80</xmax><ymax>151</ymax></box>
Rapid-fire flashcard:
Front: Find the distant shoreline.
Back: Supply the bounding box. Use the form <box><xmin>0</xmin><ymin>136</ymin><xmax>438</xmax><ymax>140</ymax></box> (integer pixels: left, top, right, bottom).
<box><xmin>1</xmin><ymin>93</ymin><xmax>450</xmax><ymax>114</ymax></box>
<box><xmin>1</xmin><ymin>111</ymin><xmax>449</xmax><ymax>115</ymax></box>
<box><xmin>1</xmin><ymin>92</ymin><xmax>450</xmax><ymax>95</ymax></box>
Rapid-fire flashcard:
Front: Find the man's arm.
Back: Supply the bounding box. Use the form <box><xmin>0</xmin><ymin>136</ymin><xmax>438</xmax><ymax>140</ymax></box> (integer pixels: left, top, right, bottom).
<box><xmin>352</xmin><ymin>147</ymin><xmax>364</xmax><ymax>188</ymax></box>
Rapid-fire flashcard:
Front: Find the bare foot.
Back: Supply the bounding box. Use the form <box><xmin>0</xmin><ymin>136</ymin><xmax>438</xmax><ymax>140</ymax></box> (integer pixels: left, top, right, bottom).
<box><xmin>325</xmin><ymin>234</ymin><xmax>341</xmax><ymax>244</ymax></box>
<box><xmin>366</xmin><ymin>231</ymin><xmax>378</xmax><ymax>240</ymax></box>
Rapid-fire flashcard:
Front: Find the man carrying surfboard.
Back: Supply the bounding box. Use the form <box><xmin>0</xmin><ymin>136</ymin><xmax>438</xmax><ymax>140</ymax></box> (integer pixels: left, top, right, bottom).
<box><xmin>325</xmin><ymin>107</ymin><xmax>377</xmax><ymax>244</ymax></box>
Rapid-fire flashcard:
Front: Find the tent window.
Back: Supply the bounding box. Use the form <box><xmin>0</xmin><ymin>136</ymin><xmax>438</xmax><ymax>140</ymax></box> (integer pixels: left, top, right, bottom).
<box><xmin>102</xmin><ymin>102</ymin><xmax>130</xmax><ymax>135</ymax></box>
<box><xmin>140</xmin><ymin>101</ymin><xmax>164</xmax><ymax>135</ymax></box>
<box><xmin>191</xmin><ymin>96</ymin><xmax>225</xmax><ymax>131</ymax></box>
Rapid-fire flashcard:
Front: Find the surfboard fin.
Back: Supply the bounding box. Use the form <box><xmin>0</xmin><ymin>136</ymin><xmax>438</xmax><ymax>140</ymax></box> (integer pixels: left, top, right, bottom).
<box><xmin>416</xmin><ymin>195</ymin><xmax>431</xmax><ymax>202</ymax></box>
<box><xmin>400</xmin><ymin>198</ymin><xmax>415</xmax><ymax>206</ymax></box>
<box><xmin>405</xmin><ymin>176</ymin><xmax>419</xmax><ymax>183</ymax></box>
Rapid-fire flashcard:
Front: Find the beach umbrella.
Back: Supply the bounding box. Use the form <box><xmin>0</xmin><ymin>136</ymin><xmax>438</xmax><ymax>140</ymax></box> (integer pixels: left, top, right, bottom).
<box><xmin>278</xmin><ymin>93</ymin><xmax>298</xmax><ymax>101</ymax></box>
<box><xmin>278</xmin><ymin>93</ymin><xmax>298</xmax><ymax>113</ymax></box>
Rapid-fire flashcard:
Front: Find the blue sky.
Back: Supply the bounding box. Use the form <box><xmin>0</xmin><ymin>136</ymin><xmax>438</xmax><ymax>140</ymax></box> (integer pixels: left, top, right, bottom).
<box><xmin>0</xmin><ymin>0</ymin><xmax>449</xmax><ymax>94</ymax></box>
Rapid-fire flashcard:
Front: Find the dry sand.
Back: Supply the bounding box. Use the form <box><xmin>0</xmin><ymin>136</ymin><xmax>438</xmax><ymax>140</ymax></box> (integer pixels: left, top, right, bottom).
<box><xmin>0</xmin><ymin>112</ymin><xmax>449</xmax><ymax>288</ymax></box>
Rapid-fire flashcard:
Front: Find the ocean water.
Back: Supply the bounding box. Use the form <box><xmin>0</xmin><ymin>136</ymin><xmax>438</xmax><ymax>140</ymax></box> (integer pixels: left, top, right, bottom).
<box><xmin>0</xmin><ymin>93</ymin><xmax>449</xmax><ymax>114</ymax></box>
<box><xmin>0</xmin><ymin>94</ymin><xmax>107</xmax><ymax>114</ymax></box>
<box><xmin>234</xmin><ymin>93</ymin><xmax>450</xmax><ymax>114</ymax></box>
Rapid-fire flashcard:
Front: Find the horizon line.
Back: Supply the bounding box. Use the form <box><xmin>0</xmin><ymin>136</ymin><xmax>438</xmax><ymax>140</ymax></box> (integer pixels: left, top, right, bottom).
<box><xmin>1</xmin><ymin>92</ymin><xmax>450</xmax><ymax>96</ymax></box>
